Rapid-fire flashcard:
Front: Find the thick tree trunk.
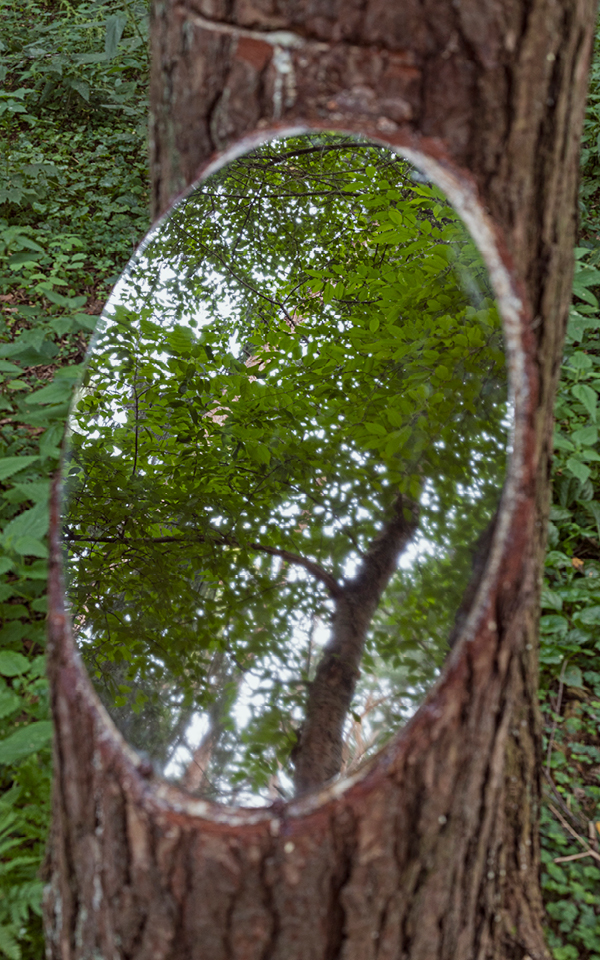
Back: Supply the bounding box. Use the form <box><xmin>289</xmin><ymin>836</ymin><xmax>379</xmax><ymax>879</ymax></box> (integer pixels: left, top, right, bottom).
<box><xmin>293</xmin><ymin>495</ymin><xmax>419</xmax><ymax>794</ymax></box>
<box><xmin>44</xmin><ymin>2</ymin><xmax>598</xmax><ymax>959</ymax></box>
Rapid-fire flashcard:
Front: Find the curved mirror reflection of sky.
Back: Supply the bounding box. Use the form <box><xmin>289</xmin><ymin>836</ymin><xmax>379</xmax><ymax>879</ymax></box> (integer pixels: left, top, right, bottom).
<box><xmin>62</xmin><ymin>134</ymin><xmax>510</xmax><ymax>805</ymax></box>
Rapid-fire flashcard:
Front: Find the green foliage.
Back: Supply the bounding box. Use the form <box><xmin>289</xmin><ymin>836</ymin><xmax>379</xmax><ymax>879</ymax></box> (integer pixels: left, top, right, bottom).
<box><xmin>540</xmin><ymin>288</ymin><xmax>600</xmax><ymax>957</ymax></box>
<box><xmin>539</xmin><ymin>25</ymin><xmax>600</xmax><ymax>946</ymax></box>
<box><xmin>0</xmin><ymin>0</ymin><xmax>149</xmax><ymax>953</ymax></box>
<box><xmin>579</xmin><ymin>24</ymin><xmax>600</xmax><ymax>242</ymax></box>
<box><xmin>63</xmin><ymin>138</ymin><xmax>507</xmax><ymax>798</ymax></box>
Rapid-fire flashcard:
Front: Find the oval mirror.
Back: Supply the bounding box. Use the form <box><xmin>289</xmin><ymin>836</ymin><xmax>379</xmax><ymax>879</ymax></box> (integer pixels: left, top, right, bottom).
<box><xmin>61</xmin><ymin>133</ymin><xmax>510</xmax><ymax>805</ymax></box>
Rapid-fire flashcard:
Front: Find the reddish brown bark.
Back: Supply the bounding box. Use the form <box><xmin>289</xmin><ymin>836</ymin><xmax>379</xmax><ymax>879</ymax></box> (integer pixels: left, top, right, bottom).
<box><xmin>44</xmin><ymin>1</ymin><xmax>598</xmax><ymax>959</ymax></box>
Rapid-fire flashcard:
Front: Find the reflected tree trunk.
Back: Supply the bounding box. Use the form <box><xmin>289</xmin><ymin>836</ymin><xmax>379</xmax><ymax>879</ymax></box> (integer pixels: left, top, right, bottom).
<box><xmin>44</xmin><ymin>2</ymin><xmax>598</xmax><ymax>959</ymax></box>
<box><xmin>293</xmin><ymin>494</ymin><xmax>419</xmax><ymax>793</ymax></box>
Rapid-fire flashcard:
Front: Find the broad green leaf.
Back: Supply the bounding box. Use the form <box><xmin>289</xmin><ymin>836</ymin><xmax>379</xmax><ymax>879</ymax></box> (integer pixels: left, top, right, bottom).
<box><xmin>44</xmin><ymin>290</ymin><xmax>78</xmax><ymax>307</ymax></box>
<box><xmin>104</xmin><ymin>13</ymin><xmax>127</xmax><ymax>59</ymax></box>
<box><xmin>364</xmin><ymin>422</ymin><xmax>387</xmax><ymax>436</ymax></box>
<box><xmin>539</xmin><ymin>615</ymin><xmax>569</xmax><ymax>636</ymax></box>
<box><xmin>0</xmin><ymin>722</ymin><xmax>52</xmax><ymax>765</ymax></box>
<box><xmin>0</xmin><ymin>924</ymin><xmax>21</xmax><ymax>960</ymax></box>
<box><xmin>563</xmin><ymin>665</ymin><xmax>583</xmax><ymax>688</ymax></box>
<box><xmin>539</xmin><ymin>647</ymin><xmax>564</xmax><ymax>666</ymax></box>
<box><xmin>69</xmin><ymin>79</ymin><xmax>90</xmax><ymax>103</ymax></box>
<box><xmin>385</xmin><ymin>428</ymin><xmax>410</xmax><ymax>457</ymax></box>
<box><xmin>566</xmin><ymin>627</ymin><xmax>590</xmax><ymax>646</ymax></box>
<box><xmin>2</xmin><ymin>501</ymin><xmax>49</xmax><ymax>547</ymax></box>
<box><xmin>167</xmin><ymin>325</ymin><xmax>194</xmax><ymax>354</ymax></box>
<box><xmin>0</xmin><ymin>456</ymin><xmax>39</xmax><ymax>481</ymax></box>
<box><xmin>8</xmin><ymin>481</ymin><xmax>50</xmax><ymax>504</ymax></box>
<box><xmin>573</xmin><ymin>264</ymin><xmax>600</xmax><ymax>285</ymax></box>
<box><xmin>541</xmin><ymin>588</ymin><xmax>563</xmax><ymax>612</ymax></box>
<box><xmin>549</xmin><ymin>506</ymin><xmax>572</xmax><ymax>521</ymax></box>
<box><xmin>0</xmin><ymin>689</ymin><xmax>20</xmax><ymax>719</ymax></box>
<box><xmin>73</xmin><ymin>313</ymin><xmax>100</xmax><ymax>331</ymax></box>
<box><xmin>568</xmin><ymin>352</ymin><xmax>593</xmax><ymax>371</ymax></box>
<box><xmin>0</xmin><ymin>585</ymin><xmax>15</xmax><ymax>603</ymax></box>
<box><xmin>13</xmin><ymin>236</ymin><xmax>44</xmax><ymax>254</ymax></box>
<box><xmin>584</xmin><ymin>500</ymin><xmax>600</xmax><ymax>538</ymax></box>
<box><xmin>553</xmin><ymin>432</ymin><xmax>574</xmax><ymax>452</ymax></box>
<box><xmin>0</xmin><ymin>652</ymin><xmax>31</xmax><ymax>677</ymax></box>
<box><xmin>73</xmin><ymin>52</ymin><xmax>108</xmax><ymax>64</ymax></box>
<box><xmin>565</xmin><ymin>458</ymin><xmax>591</xmax><ymax>484</ymax></box>
<box><xmin>574</xmin><ymin>605</ymin><xmax>600</xmax><ymax>626</ymax></box>
<box><xmin>0</xmin><ymin>360</ymin><xmax>22</xmax><ymax>374</ymax></box>
<box><xmin>25</xmin><ymin>379</ymin><xmax>75</xmax><ymax>405</ymax></box>
<box><xmin>572</xmin><ymin>280</ymin><xmax>599</xmax><ymax>306</ymax></box>
<box><xmin>0</xmin><ymin>328</ymin><xmax>48</xmax><ymax>356</ymax></box>
<box><xmin>8</xmin><ymin>251</ymin><xmax>42</xmax><ymax>266</ymax></box>
<box><xmin>12</xmin><ymin>536</ymin><xmax>48</xmax><ymax>559</ymax></box>
<box><xmin>572</xmin><ymin>425</ymin><xmax>598</xmax><ymax>446</ymax></box>
<box><xmin>572</xmin><ymin>383</ymin><xmax>597</xmax><ymax>421</ymax></box>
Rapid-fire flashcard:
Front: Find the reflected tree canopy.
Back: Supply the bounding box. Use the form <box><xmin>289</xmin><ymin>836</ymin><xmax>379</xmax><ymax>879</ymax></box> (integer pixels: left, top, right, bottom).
<box><xmin>62</xmin><ymin>135</ymin><xmax>509</xmax><ymax>803</ymax></box>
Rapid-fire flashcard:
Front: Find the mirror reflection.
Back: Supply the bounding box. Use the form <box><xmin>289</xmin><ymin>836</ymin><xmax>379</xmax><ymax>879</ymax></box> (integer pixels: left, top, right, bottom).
<box><xmin>61</xmin><ymin>134</ymin><xmax>509</xmax><ymax>804</ymax></box>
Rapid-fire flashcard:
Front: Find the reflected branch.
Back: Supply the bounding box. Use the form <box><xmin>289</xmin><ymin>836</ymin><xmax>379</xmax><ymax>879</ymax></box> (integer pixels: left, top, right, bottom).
<box><xmin>63</xmin><ymin>527</ymin><xmax>343</xmax><ymax>598</ymax></box>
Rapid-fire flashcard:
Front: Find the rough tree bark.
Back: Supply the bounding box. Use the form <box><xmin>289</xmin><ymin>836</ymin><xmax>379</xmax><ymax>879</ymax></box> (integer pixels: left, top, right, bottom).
<box><xmin>44</xmin><ymin>1</ymin><xmax>598</xmax><ymax>959</ymax></box>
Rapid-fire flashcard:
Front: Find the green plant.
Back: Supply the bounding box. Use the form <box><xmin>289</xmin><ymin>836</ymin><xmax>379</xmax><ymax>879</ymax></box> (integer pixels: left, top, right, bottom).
<box><xmin>0</xmin><ymin>0</ymin><xmax>149</xmax><ymax>954</ymax></box>
<box><xmin>538</xmin><ymin>148</ymin><xmax>600</xmax><ymax>960</ymax></box>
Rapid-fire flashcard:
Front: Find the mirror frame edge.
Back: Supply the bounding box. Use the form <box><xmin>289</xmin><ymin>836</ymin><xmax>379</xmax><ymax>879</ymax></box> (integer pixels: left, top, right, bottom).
<box><xmin>47</xmin><ymin>126</ymin><xmax>534</xmax><ymax>825</ymax></box>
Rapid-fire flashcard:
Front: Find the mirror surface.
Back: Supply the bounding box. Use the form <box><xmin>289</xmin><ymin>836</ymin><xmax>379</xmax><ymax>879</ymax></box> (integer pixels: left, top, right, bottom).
<box><xmin>62</xmin><ymin>134</ymin><xmax>510</xmax><ymax>804</ymax></box>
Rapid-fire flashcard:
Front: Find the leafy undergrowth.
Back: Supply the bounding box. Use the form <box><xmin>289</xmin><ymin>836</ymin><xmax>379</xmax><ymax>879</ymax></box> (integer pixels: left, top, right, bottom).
<box><xmin>0</xmin><ymin>0</ymin><xmax>149</xmax><ymax>954</ymax></box>
<box><xmin>538</xmin><ymin>50</ymin><xmax>600</xmax><ymax>948</ymax></box>
<box><xmin>0</xmin><ymin>0</ymin><xmax>600</xmax><ymax>957</ymax></box>
<box><xmin>540</xmin><ymin>559</ymin><xmax>600</xmax><ymax>959</ymax></box>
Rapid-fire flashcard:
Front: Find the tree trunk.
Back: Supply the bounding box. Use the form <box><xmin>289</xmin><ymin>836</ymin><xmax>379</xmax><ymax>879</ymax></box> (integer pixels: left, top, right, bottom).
<box><xmin>293</xmin><ymin>494</ymin><xmax>419</xmax><ymax>794</ymax></box>
<box><xmin>44</xmin><ymin>1</ymin><xmax>598</xmax><ymax>958</ymax></box>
